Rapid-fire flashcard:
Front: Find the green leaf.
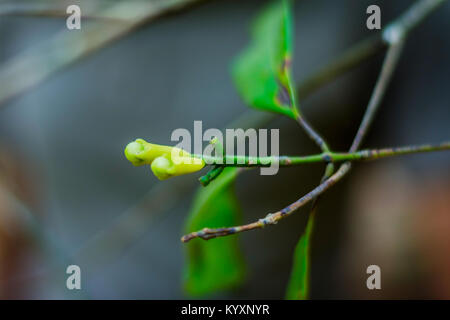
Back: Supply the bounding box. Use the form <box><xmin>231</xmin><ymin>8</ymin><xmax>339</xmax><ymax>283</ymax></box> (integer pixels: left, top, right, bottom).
<box><xmin>285</xmin><ymin>212</ymin><xmax>315</xmax><ymax>299</ymax></box>
<box><xmin>232</xmin><ymin>0</ymin><xmax>296</xmax><ymax>119</ymax></box>
<box><xmin>183</xmin><ymin>167</ymin><xmax>246</xmax><ymax>296</ymax></box>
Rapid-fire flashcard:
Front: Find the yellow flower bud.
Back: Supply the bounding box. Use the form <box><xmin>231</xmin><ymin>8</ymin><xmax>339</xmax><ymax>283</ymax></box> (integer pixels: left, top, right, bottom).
<box><xmin>124</xmin><ymin>139</ymin><xmax>205</xmax><ymax>180</ymax></box>
<box><xmin>150</xmin><ymin>156</ymin><xmax>175</xmax><ymax>180</ymax></box>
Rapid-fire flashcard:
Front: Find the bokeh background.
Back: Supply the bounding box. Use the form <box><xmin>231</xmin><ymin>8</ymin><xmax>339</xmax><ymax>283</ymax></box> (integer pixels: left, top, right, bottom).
<box><xmin>0</xmin><ymin>0</ymin><xmax>449</xmax><ymax>299</ymax></box>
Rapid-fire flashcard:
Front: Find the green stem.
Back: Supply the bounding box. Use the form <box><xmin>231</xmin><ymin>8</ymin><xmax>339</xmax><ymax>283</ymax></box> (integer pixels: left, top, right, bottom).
<box><xmin>198</xmin><ymin>166</ymin><xmax>224</xmax><ymax>186</ymax></box>
<box><xmin>194</xmin><ymin>142</ymin><xmax>449</xmax><ymax>167</ymax></box>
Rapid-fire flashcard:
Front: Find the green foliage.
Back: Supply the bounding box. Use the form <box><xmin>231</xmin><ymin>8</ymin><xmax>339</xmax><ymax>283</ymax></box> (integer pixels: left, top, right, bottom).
<box><xmin>183</xmin><ymin>168</ymin><xmax>246</xmax><ymax>296</ymax></box>
<box><xmin>285</xmin><ymin>212</ymin><xmax>315</xmax><ymax>300</ymax></box>
<box><xmin>232</xmin><ymin>0</ymin><xmax>297</xmax><ymax>119</ymax></box>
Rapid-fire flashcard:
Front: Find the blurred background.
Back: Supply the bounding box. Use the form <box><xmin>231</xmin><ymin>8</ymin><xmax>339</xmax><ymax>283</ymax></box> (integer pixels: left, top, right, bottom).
<box><xmin>0</xmin><ymin>0</ymin><xmax>449</xmax><ymax>299</ymax></box>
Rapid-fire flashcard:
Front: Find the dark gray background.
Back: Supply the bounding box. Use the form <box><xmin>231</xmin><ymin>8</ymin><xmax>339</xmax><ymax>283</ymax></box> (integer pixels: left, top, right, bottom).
<box><xmin>0</xmin><ymin>0</ymin><xmax>448</xmax><ymax>299</ymax></box>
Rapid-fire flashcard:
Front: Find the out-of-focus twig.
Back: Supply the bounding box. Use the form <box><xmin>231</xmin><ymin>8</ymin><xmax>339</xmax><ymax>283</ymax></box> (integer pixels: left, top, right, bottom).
<box><xmin>0</xmin><ymin>0</ymin><xmax>205</xmax><ymax>106</ymax></box>
<box><xmin>0</xmin><ymin>1</ymin><xmax>128</xmax><ymax>22</ymax></box>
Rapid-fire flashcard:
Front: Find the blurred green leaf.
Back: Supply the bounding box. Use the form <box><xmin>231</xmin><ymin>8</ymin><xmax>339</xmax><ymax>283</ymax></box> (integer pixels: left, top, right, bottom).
<box><xmin>232</xmin><ymin>0</ymin><xmax>296</xmax><ymax>119</ymax></box>
<box><xmin>183</xmin><ymin>168</ymin><xmax>245</xmax><ymax>296</ymax></box>
<box><xmin>285</xmin><ymin>212</ymin><xmax>315</xmax><ymax>299</ymax></box>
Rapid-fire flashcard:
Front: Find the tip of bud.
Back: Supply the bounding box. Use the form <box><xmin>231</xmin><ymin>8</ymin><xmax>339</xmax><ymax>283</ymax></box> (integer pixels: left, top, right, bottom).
<box><xmin>124</xmin><ymin>139</ymin><xmax>148</xmax><ymax>165</ymax></box>
<box><xmin>150</xmin><ymin>156</ymin><xmax>174</xmax><ymax>180</ymax></box>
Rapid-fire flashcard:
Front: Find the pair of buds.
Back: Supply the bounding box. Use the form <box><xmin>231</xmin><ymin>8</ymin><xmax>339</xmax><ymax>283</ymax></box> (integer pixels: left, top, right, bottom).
<box><xmin>124</xmin><ymin>139</ymin><xmax>205</xmax><ymax>180</ymax></box>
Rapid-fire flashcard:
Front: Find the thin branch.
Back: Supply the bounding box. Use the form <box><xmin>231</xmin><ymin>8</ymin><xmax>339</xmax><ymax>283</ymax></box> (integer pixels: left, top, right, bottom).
<box><xmin>382</xmin><ymin>0</ymin><xmax>447</xmax><ymax>44</ymax></box>
<box><xmin>182</xmin><ymin>0</ymin><xmax>448</xmax><ymax>242</ymax></box>
<box><xmin>181</xmin><ymin>164</ymin><xmax>351</xmax><ymax>242</ymax></box>
<box><xmin>294</xmin><ymin>114</ymin><xmax>331</xmax><ymax>153</ymax></box>
<box><xmin>0</xmin><ymin>2</ymin><xmax>129</xmax><ymax>22</ymax></box>
<box><xmin>350</xmin><ymin>40</ymin><xmax>405</xmax><ymax>151</ymax></box>
<box><xmin>196</xmin><ymin>142</ymin><xmax>449</xmax><ymax>167</ymax></box>
<box><xmin>292</xmin><ymin>70</ymin><xmax>331</xmax><ymax>154</ymax></box>
<box><xmin>296</xmin><ymin>0</ymin><xmax>447</xmax><ymax>100</ymax></box>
